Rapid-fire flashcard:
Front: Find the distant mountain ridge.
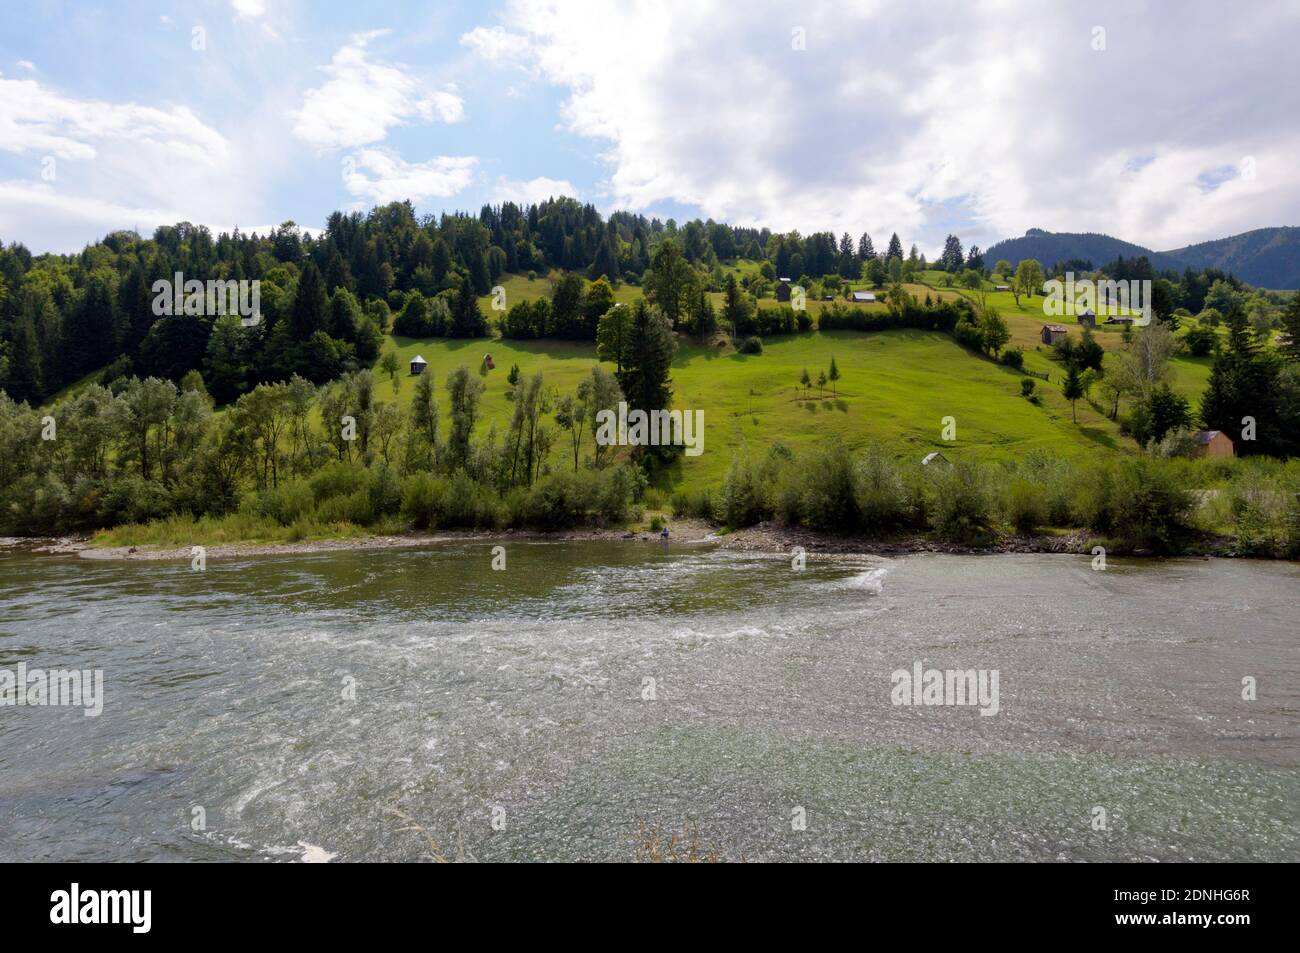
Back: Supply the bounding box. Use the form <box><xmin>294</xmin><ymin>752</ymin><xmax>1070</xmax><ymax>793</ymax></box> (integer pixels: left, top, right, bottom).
<box><xmin>984</xmin><ymin>226</ymin><xmax>1300</xmax><ymax>289</ymax></box>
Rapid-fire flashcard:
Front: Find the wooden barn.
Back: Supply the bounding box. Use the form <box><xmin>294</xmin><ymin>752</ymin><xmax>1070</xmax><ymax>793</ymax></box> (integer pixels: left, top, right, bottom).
<box><xmin>1040</xmin><ymin>324</ymin><xmax>1068</xmax><ymax>345</ymax></box>
<box><xmin>410</xmin><ymin>355</ymin><xmax>428</xmax><ymax>376</ymax></box>
<box><xmin>775</xmin><ymin>279</ymin><xmax>793</xmax><ymax>302</ymax></box>
<box><xmin>1078</xmin><ymin>309</ymin><xmax>1096</xmax><ymax>327</ymax></box>
<box><xmin>1190</xmin><ymin>430</ymin><xmax>1234</xmax><ymax>458</ymax></box>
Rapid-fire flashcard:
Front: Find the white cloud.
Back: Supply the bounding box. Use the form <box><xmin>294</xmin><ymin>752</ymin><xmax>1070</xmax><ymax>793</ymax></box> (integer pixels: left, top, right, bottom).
<box><xmin>231</xmin><ymin>0</ymin><xmax>267</xmax><ymax>18</ymax></box>
<box><xmin>0</xmin><ymin>76</ymin><xmax>267</xmax><ymax>253</ymax></box>
<box><xmin>462</xmin><ymin>0</ymin><xmax>1300</xmax><ymax>253</ymax></box>
<box><xmin>0</xmin><ymin>75</ymin><xmax>228</xmax><ymax>162</ymax></box>
<box><xmin>292</xmin><ymin>31</ymin><xmax>464</xmax><ymax>151</ymax></box>
<box><xmin>342</xmin><ymin>148</ymin><xmax>477</xmax><ymax>205</ymax></box>
<box><xmin>15</xmin><ymin>60</ymin><xmax>35</xmax><ymax>72</ymax></box>
<box><xmin>491</xmin><ymin>175</ymin><xmax>577</xmax><ymax>206</ymax></box>
<box><xmin>459</xmin><ymin>26</ymin><xmax>532</xmax><ymax>63</ymax></box>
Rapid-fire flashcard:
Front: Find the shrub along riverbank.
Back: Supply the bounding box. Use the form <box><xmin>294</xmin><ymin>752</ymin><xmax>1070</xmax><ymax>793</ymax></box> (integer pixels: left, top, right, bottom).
<box><xmin>679</xmin><ymin>440</ymin><xmax>1300</xmax><ymax>558</ymax></box>
<box><xmin>4</xmin><ymin>364</ymin><xmax>1299</xmax><ymax>558</ymax></box>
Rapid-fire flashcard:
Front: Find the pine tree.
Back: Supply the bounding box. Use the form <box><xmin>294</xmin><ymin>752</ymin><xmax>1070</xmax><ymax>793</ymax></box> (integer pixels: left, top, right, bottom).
<box><xmin>828</xmin><ymin>355</ymin><xmax>840</xmax><ymax>396</ymax></box>
<box><xmin>722</xmin><ymin>273</ymin><xmax>749</xmax><ymax>337</ymax></box>
<box><xmin>7</xmin><ymin>316</ymin><xmax>43</xmax><ymax>402</ymax></box>
<box><xmin>290</xmin><ymin>261</ymin><xmax>328</xmax><ymax>340</ymax></box>
<box><xmin>1062</xmin><ymin>363</ymin><xmax>1084</xmax><ymax>422</ymax></box>
<box><xmin>1278</xmin><ymin>291</ymin><xmax>1300</xmax><ymax>362</ymax></box>
<box><xmin>451</xmin><ymin>278</ymin><xmax>488</xmax><ymax>338</ymax></box>
<box><xmin>617</xmin><ymin>299</ymin><xmax>675</xmax><ymax>414</ymax></box>
<box><xmin>118</xmin><ymin>262</ymin><xmax>154</xmax><ymax>355</ymax></box>
<box><xmin>886</xmin><ymin>233</ymin><xmax>904</xmax><ymax>261</ymax></box>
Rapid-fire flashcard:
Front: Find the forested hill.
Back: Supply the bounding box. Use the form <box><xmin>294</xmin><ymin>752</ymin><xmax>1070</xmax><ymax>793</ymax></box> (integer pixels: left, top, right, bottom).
<box><xmin>985</xmin><ymin>226</ymin><xmax>1300</xmax><ymax>289</ymax></box>
<box><xmin>1162</xmin><ymin>227</ymin><xmax>1300</xmax><ymax>290</ymax></box>
<box><xmin>0</xmin><ymin>198</ymin><xmax>775</xmax><ymax>406</ymax></box>
<box><xmin>0</xmin><ymin>196</ymin><xmax>899</xmax><ymax>407</ymax></box>
<box><xmin>1</xmin><ymin>195</ymin><xmax>1295</xmax><ymax>411</ymax></box>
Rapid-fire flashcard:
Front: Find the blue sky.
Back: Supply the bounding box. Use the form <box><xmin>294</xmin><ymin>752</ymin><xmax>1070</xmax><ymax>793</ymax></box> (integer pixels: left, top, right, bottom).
<box><xmin>2</xmin><ymin>0</ymin><xmax>1298</xmax><ymax>256</ymax></box>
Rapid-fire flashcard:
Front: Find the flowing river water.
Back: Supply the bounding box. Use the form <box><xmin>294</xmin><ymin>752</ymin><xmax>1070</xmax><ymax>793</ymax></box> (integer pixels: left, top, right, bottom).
<box><xmin>1</xmin><ymin>543</ymin><xmax>1296</xmax><ymax>862</ymax></box>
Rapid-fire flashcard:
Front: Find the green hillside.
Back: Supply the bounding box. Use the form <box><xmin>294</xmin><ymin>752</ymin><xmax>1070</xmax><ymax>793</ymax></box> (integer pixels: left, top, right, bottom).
<box><xmin>383</xmin><ymin>286</ymin><xmax>1136</xmax><ymax>490</ymax></box>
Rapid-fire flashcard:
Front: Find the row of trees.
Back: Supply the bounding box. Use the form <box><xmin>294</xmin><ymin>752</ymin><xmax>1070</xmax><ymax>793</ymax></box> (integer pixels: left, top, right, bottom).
<box><xmin>0</xmin><ymin>355</ymin><xmax>655</xmax><ymax>536</ymax></box>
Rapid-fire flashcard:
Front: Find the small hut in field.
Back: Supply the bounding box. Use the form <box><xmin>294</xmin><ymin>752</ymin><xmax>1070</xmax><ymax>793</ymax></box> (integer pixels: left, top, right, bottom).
<box><xmin>410</xmin><ymin>355</ymin><xmax>427</xmax><ymax>375</ymax></box>
<box><xmin>1040</xmin><ymin>324</ymin><xmax>1068</xmax><ymax>345</ymax></box>
<box><xmin>1190</xmin><ymin>430</ymin><xmax>1234</xmax><ymax>458</ymax></box>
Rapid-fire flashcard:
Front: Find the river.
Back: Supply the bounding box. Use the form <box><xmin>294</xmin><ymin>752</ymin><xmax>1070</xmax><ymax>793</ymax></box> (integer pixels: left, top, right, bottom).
<box><xmin>1</xmin><ymin>543</ymin><xmax>1296</xmax><ymax>861</ymax></box>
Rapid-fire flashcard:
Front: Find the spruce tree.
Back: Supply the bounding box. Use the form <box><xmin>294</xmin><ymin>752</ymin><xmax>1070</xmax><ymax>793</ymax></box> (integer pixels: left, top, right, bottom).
<box><xmin>290</xmin><ymin>261</ymin><xmax>328</xmax><ymax>340</ymax></box>
<box><xmin>617</xmin><ymin>299</ymin><xmax>675</xmax><ymax>413</ymax></box>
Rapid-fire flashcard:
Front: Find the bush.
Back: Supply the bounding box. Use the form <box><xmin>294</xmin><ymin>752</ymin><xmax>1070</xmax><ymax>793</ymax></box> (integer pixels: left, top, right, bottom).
<box><xmin>309</xmin><ymin>462</ymin><xmax>369</xmax><ymax>504</ymax></box>
<box><xmin>596</xmin><ymin>464</ymin><xmax>643</xmax><ymax>523</ymax></box>
<box><xmin>315</xmin><ymin>488</ymin><xmax>373</xmax><ymax>525</ymax></box>
<box><xmin>671</xmin><ymin>487</ymin><xmax>716</xmax><ymax>521</ymax></box>
<box><xmin>1154</xmin><ymin>427</ymin><xmax>1199</xmax><ymax>458</ymax></box>
<box><xmin>439</xmin><ymin>470</ymin><xmax>506</xmax><ymax>528</ymax></box>
<box><xmin>514</xmin><ymin>470</ymin><xmax>593</xmax><ymax>528</ymax></box>
<box><xmin>798</xmin><ymin>440</ymin><xmax>857</xmax><ymax>530</ymax></box>
<box><xmin>246</xmin><ymin>480</ymin><xmax>316</xmax><ymax>526</ymax></box>
<box><xmin>401</xmin><ymin>472</ymin><xmax>441</xmax><ymax>529</ymax></box>
<box><xmin>1230</xmin><ymin>463</ymin><xmax>1297</xmax><ymax>556</ymax></box>
<box><xmin>367</xmin><ymin>464</ymin><xmax>402</xmax><ymax>519</ymax></box>
<box><xmin>1020</xmin><ymin>378</ymin><xmax>1037</xmax><ymax>399</ymax></box>
<box><xmin>1071</xmin><ymin>459</ymin><xmax>1195</xmax><ymax>551</ymax></box>
<box><xmin>1002</xmin><ymin>478</ymin><xmax>1048</xmax><ymax>535</ymax></box>
<box><xmin>738</xmin><ymin>336</ymin><xmax>763</xmax><ymax>354</ymax></box>
<box><xmin>511</xmin><ymin>464</ymin><xmax>641</xmax><ymax>528</ymax></box>
<box><xmin>926</xmin><ymin>460</ymin><xmax>993</xmax><ymax>542</ymax></box>
<box><xmin>95</xmin><ymin>476</ymin><xmax>174</xmax><ymax>528</ymax></box>
<box><xmin>852</xmin><ymin>445</ymin><xmax>912</xmax><ymax>531</ymax></box>
<box><xmin>1000</xmin><ymin>348</ymin><xmax>1025</xmax><ymax>369</ymax></box>
<box><xmin>720</xmin><ymin>457</ymin><xmax>769</xmax><ymax>527</ymax></box>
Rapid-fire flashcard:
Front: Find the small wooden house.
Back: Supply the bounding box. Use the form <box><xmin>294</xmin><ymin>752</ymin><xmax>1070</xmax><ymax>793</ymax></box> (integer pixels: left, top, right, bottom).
<box><xmin>1041</xmin><ymin>324</ymin><xmax>1068</xmax><ymax>345</ymax></box>
<box><xmin>1190</xmin><ymin>430</ymin><xmax>1234</xmax><ymax>458</ymax></box>
<box><xmin>851</xmin><ymin>290</ymin><xmax>877</xmax><ymax>303</ymax></box>
<box><xmin>1078</xmin><ymin>309</ymin><xmax>1096</xmax><ymax>327</ymax></box>
<box><xmin>995</xmin><ymin>284</ymin><xmax>1011</xmax><ymax>292</ymax></box>
<box><xmin>410</xmin><ymin>355</ymin><xmax>428</xmax><ymax>375</ymax></box>
<box><xmin>775</xmin><ymin>279</ymin><xmax>792</xmax><ymax>302</ymax></box>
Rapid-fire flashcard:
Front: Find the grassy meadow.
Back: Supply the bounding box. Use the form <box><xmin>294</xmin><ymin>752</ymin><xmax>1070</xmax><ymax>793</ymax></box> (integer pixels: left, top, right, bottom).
<box><xmin>385</xmin><ymin>276</ymin><xmax>1142</xmax><ymax>490</ymax></box>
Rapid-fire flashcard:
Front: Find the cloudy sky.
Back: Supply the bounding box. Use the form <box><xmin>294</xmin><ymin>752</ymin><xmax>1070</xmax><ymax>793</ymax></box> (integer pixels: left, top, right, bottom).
<box><xmin>1</xmin><ymin>0</ymin><xmax>1297</xmax><ymax>256</ymax></box>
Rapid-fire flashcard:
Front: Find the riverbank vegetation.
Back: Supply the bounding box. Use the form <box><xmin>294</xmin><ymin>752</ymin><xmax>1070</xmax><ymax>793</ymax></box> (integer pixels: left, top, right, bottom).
<box><xmin>691</xmin><ymin>440</ymin><xmax>1300</xmax><ymax>557</ymax></box>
